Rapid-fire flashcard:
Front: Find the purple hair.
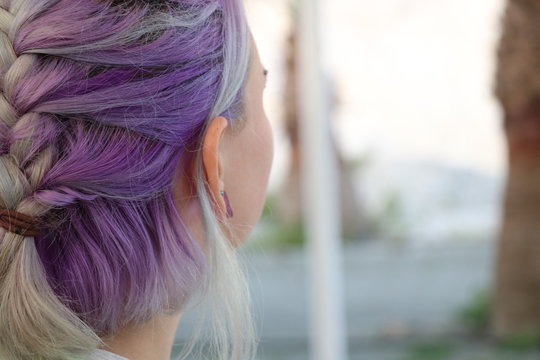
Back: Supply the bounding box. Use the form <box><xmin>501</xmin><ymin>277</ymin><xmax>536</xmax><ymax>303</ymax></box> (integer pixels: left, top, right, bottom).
<box><xmin>0</xmin><ymin>0</ymin><xmax>254</xmax><ymax>359</ymax></box>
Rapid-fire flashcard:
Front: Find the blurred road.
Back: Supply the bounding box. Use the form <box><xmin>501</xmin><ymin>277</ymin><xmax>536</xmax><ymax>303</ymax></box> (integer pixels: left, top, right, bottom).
<box><xmin>173</xmin><ymin>237</ymin><xmax>540</xmax><ymax>359</ymax></box>
<box><xmin>246</xmin><ymin>238</ymin><xmax>493</xmax><ymax>341</ymax></box>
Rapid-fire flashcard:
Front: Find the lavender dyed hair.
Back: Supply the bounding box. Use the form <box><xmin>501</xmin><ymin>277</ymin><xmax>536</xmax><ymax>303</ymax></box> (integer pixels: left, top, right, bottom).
<box><xmin>0</xmin><ymin>0</ymin><xmax>256</xmax><ymax>359</ymax></box>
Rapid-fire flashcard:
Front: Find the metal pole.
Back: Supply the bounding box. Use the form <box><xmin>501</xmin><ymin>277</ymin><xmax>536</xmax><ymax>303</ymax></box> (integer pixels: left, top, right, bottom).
<box><xmin>297</xmin><ymin>0</ymin><xmax>348</xmax><ymax>359</ymax></box>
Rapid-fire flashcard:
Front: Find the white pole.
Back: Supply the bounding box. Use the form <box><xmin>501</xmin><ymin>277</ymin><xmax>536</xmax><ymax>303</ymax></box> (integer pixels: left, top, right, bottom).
<box><xmin>297</xmin><ymin>0</ymin><xmax>348</xmax><ymax>359</ymax></box>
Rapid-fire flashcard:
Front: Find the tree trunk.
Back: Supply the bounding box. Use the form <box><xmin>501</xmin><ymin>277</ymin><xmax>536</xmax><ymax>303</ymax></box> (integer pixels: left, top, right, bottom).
<box><xmin>493</xmin><ymin>0</ymin><xmax>540</xmax><ymax>338</ymax></box>
<box><xmin>277</xmin><ymin>18</ymin><xmax>366</xmax><ymax>240</ymax></box>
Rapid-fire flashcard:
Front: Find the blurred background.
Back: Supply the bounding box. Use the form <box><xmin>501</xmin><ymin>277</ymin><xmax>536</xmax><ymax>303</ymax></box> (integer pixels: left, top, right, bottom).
<box><xmin>176</xmin><ymin>0</ymin><xmax>540</xmax><ymax>359</ymax></box>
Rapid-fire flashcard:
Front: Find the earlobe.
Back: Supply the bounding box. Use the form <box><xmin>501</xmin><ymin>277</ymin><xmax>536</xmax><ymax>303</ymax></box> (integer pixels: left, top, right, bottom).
<box><xmin>202</xmin><ymin>116</ymin><xmax>229</xmax><ymax>219</ymax></box>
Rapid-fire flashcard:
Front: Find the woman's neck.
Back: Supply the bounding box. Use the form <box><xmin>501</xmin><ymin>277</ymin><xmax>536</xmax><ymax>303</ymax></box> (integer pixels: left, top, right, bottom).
<box><xmin>99</xmin><ymin>312</ymin><xmax>182</xmax><ymax>360</ymax></box>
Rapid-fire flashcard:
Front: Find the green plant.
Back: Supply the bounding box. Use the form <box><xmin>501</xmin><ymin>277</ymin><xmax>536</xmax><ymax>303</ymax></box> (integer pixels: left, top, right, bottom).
<box><xmin>250</xmin><ymin>221</ymin><xmax>305</xmax><ymax>251</ymax></box>
<box><xmin>268</xmin><ymin>222</ymin><xmax>305</xmax><ymax>249</ymax></box>
<box><xmin>261</xmin><ymin>192</ymin><xmax>279</xmax><ymax>220</ymax></box>
<box><xmin>404</xmin><ymin>341</ymin><xmax>455</xmax><ymax>360</ymax></box>
<box><xmin>458</xmin><ymin>289</ymin><xmax>492</xmax><ymax>335</ymax></box>
<box><xmin>496</xmin><ymin>331</ymin><xmax>540</xmax><ymax>352</ymax></box>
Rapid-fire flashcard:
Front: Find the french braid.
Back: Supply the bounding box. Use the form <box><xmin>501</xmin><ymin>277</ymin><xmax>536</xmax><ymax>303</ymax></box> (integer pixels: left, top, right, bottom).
<box><xmin>0</xmin><ymin>0</ymin><xmax>255</xmax><ymax>359</ymax></box>
<box><xmin>0</xmin><ymin>2</ymin><xmax>102</xmax><ymax>359</ymax></box>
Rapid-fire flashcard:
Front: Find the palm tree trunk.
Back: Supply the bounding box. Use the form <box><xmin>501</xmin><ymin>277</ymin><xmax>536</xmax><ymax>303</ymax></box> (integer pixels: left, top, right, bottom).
<box><xmin>493</xmin><ymin>0</ymin><xmax>540</xmax><ymax>338</ymax></box>
<box><xmin>277</xmin><ymin>18</ymin><xmax>365</xmax><ymax>240</ymax></box>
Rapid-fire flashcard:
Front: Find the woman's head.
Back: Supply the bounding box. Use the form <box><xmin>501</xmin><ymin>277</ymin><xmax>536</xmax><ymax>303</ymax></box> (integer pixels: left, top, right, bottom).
<box><xmin>175</xmin><ymin>33</ymin><xmax>273</xmax><ymax>249</ymax></box>
<box><xmin>0</xmin><ymin>0</ymin><xmax>271</xmax><ymax>359</ymax></box>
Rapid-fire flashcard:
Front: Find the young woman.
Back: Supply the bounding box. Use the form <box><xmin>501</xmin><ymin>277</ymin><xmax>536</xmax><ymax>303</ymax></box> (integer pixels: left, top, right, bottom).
<box><xmin>0</xmin><ymin>0</ymin><xmax>273</xmax><ymax>359</ymax></box>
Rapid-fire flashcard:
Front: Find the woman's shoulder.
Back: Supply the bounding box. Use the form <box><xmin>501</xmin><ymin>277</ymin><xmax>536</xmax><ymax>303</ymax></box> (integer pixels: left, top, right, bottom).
<box><xmin>87</xmin><ymin>349</ymin><xmax>130</xmax><ymax>360</ymax></box>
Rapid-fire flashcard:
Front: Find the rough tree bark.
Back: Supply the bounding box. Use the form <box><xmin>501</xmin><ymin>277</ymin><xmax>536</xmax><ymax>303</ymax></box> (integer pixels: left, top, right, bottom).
<box><xmin>493</xmin><ymin>0</ymin><xmax>540</xmax><ymax>339</ymax></box>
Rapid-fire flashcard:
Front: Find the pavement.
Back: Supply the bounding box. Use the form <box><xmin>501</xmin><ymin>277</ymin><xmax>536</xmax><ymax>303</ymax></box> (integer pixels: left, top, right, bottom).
<box><xmin>173</xmin><ymin>237</ymin><xmax>540</xmax><ymax>359</ymax></box>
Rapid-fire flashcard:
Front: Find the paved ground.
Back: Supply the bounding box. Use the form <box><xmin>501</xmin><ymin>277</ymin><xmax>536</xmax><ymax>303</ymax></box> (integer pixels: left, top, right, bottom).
<box><xmin>173</xmin><ymin>237</ymin><xmax>540</xmax><ymax>359</ymax></box>
<box><xmin>256</xmin><ymin>337</ymin><xmax>540</xmax><ymax>360</ymax></box>
<box><xmin>244</xmin><ymin>238</ymin><xmax>493</xmax><ymax>340</ymax></box>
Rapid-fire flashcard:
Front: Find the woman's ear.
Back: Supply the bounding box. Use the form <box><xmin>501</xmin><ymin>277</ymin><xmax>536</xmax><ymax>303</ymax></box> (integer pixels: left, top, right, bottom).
<box><xmin>202</xmin><ymin>116</ymin><xmax>228</xmax><ymax>219</ymax></box>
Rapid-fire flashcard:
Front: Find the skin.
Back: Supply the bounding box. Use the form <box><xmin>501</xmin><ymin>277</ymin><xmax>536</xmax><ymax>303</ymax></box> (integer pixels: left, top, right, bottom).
<box><xmin>99</xmin><ymin>34</ymin><xmax>273</xmax><ymax>360</ymax></box>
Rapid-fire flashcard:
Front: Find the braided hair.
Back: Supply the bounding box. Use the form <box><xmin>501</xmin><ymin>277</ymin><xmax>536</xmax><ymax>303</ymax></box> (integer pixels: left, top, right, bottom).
<box><xmin>0</xmin><ymin>0</ymin><xmax>254</xmax><ymax>359</ymax></box>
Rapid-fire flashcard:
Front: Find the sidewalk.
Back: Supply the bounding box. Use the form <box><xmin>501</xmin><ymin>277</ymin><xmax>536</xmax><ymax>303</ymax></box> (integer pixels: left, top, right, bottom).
<box><xmin>245</xmin><ymin>237</ymin><xmax>494</xmax><ymax>341</ymax></box>
<box><xmin>174</xmin><ymin>237</ymin><xmax>540</xmax><ymax>359</ymax></box>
